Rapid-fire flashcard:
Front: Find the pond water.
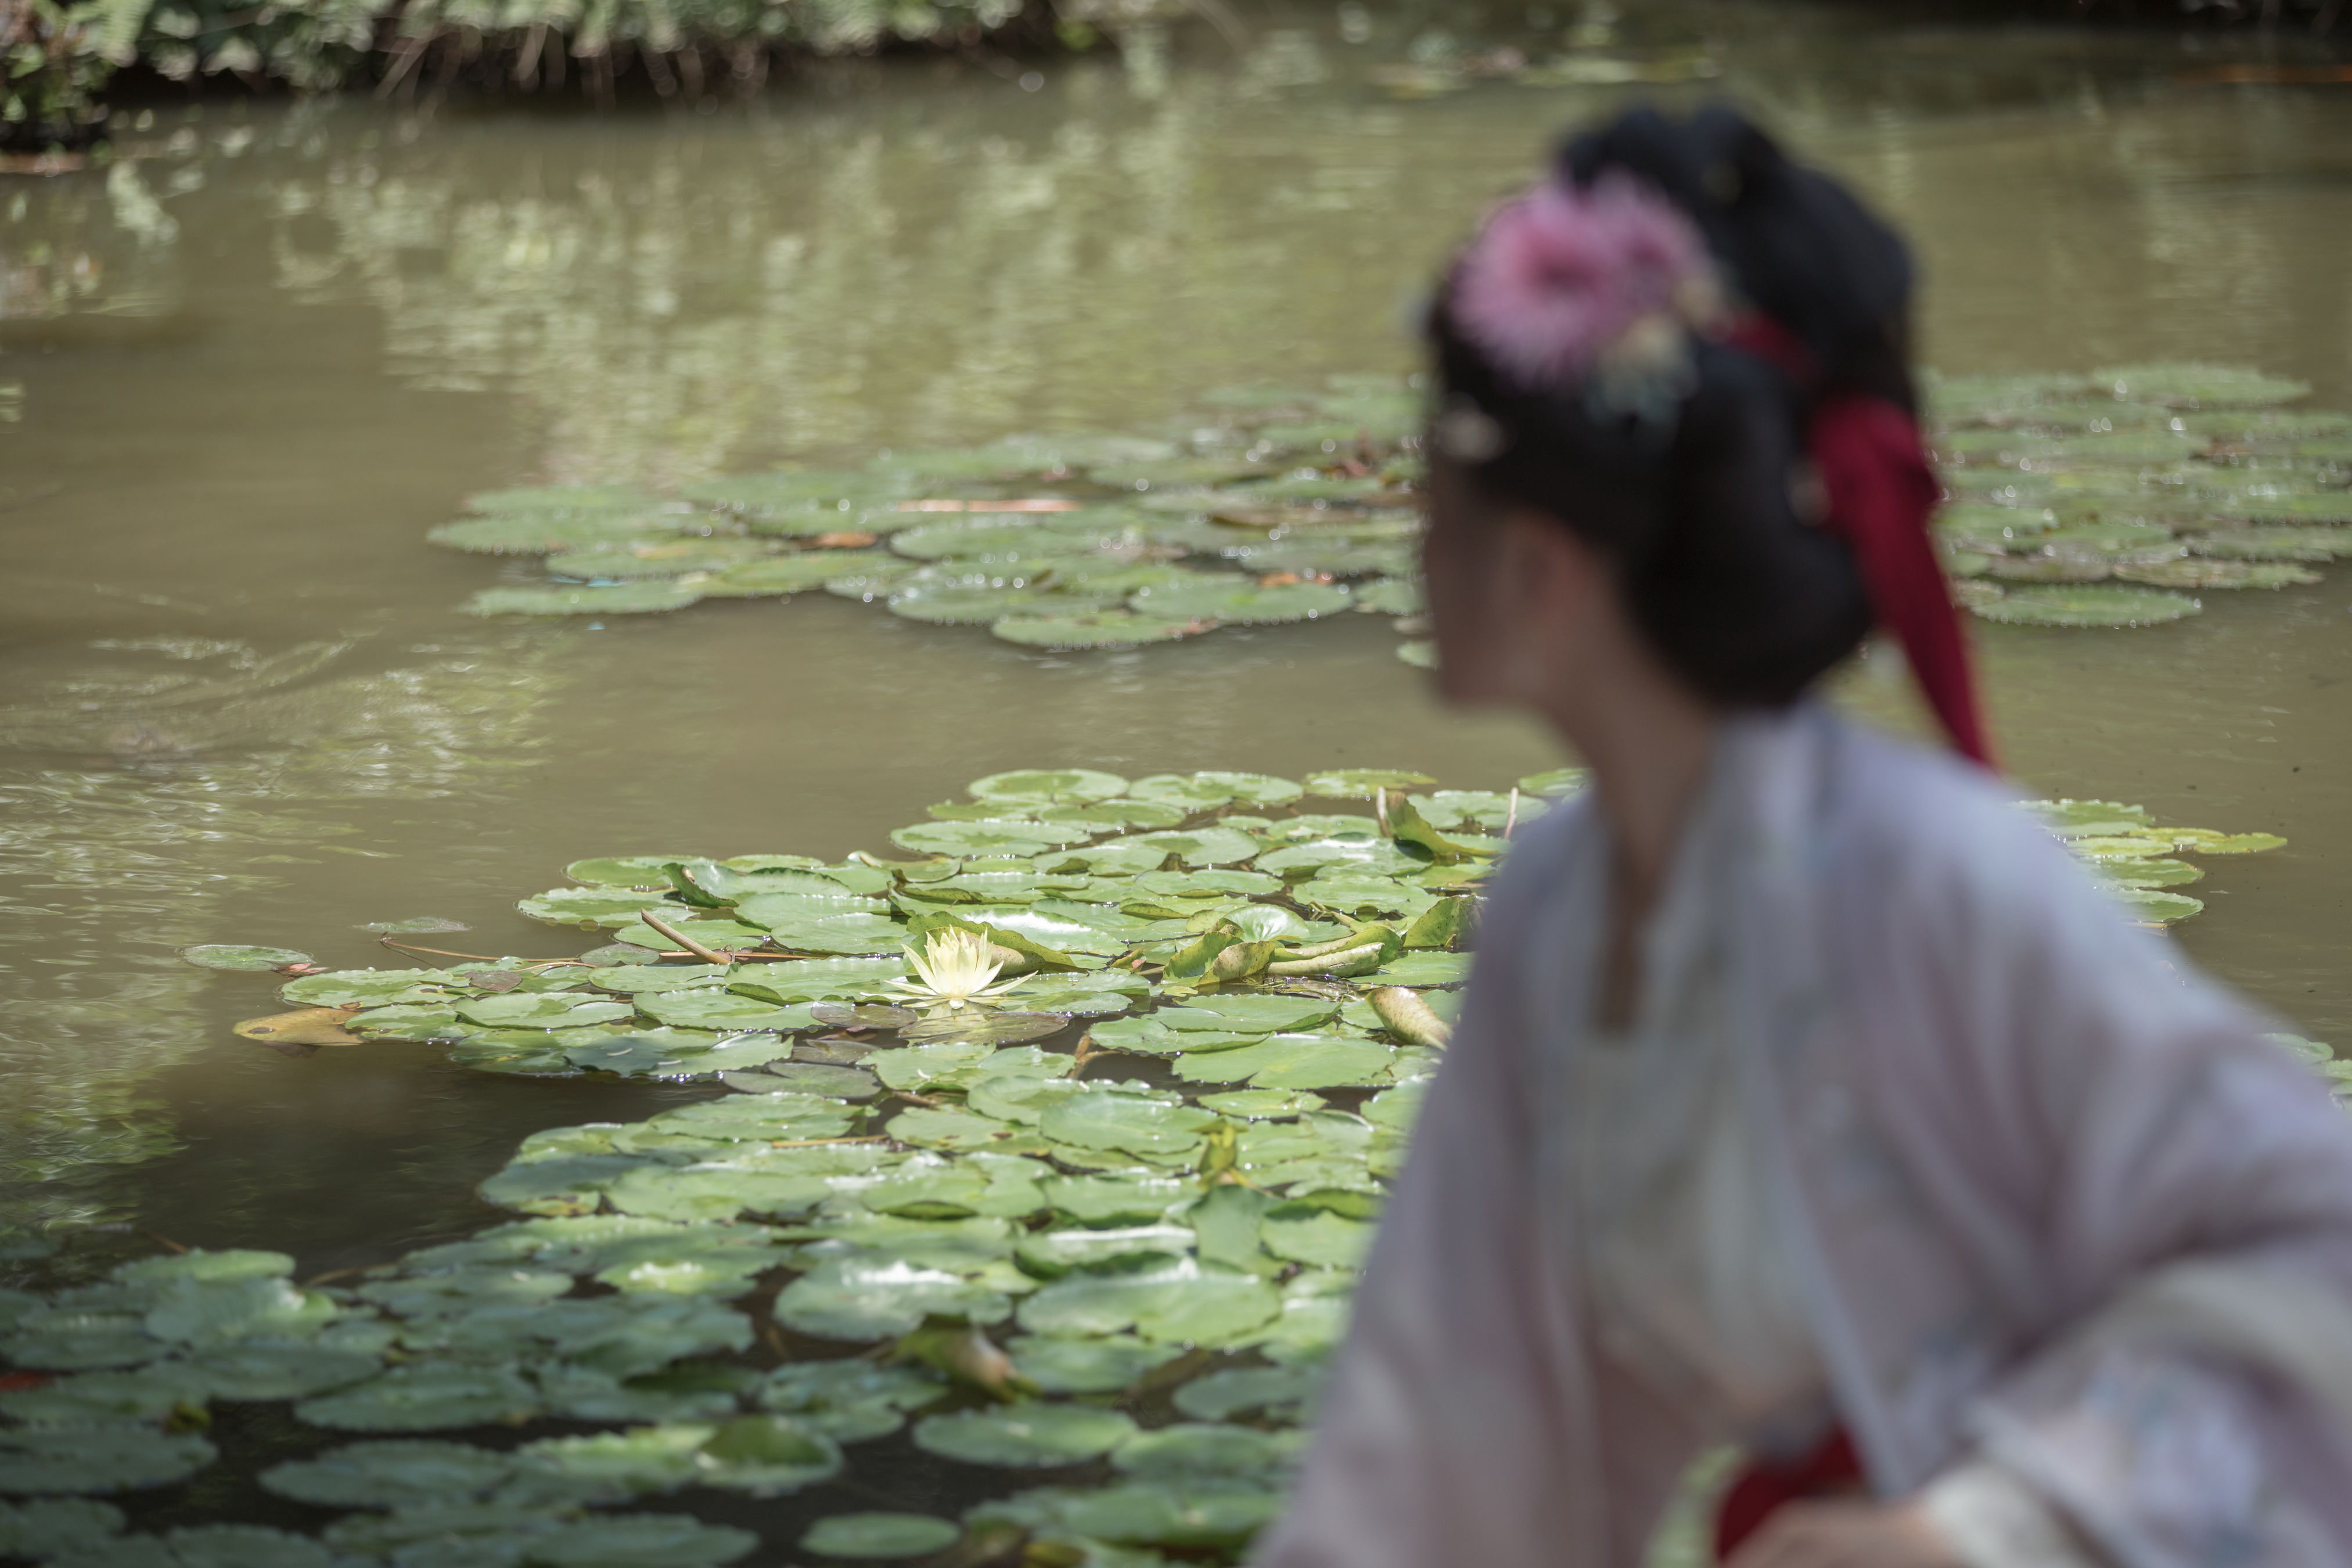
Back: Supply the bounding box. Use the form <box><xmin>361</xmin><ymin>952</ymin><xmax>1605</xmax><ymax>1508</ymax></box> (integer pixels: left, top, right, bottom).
<box><xmin>2</xmin><ymin>0</ymin><xmax>2349</xmax><ymax>1302</ymax></box>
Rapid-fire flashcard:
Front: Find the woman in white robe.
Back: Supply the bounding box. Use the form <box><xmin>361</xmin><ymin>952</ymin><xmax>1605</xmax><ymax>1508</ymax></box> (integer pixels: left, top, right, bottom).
<box><xmin>1254</xmin><ymin>106</ymin><xmax>2352</xmax><ymax>1568</ymax></box>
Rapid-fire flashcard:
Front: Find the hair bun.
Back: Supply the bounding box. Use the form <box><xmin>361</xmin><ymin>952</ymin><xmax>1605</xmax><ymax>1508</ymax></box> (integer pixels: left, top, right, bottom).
<box><xmin>1560</xmin><ymin>105</ymin><xmax>1912</xmax><ymax>387</ymax></box>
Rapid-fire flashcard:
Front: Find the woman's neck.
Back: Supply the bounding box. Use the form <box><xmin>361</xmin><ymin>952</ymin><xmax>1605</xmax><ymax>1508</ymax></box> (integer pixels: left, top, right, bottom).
<box><xmin>1540</xmin><ymin>656</ymin><xmax>1720</xmax><ymax>926</ymax></box>
<box><xmin>1588</xmin><ymin>700</ymin><xmax>1718</xmax><ymax>919</ymax></box>
<box><xmin>1554</xmin><ymin>679</ymin><xmax>1717</xmax><ymax>1034</ymax></box>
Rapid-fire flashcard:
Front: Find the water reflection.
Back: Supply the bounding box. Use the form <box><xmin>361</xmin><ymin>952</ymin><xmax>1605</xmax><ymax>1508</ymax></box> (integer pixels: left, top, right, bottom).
<box><xmin>0</xmin><ymin>634</ymin><xmax>569</xmax><ymax>1229</ymax></box>
<box><xmin>214</xmin><ymin>23</ymin><xmax>2352</xmax><ymax>491</ymax></box>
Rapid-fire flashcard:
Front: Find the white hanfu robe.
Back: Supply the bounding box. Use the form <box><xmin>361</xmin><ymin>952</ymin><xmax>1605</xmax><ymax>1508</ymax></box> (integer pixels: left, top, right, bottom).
<box><xmin>1255</xmin><ymin>704</ymin><xmax>2352</xmax><ymax>1568</ymax></box>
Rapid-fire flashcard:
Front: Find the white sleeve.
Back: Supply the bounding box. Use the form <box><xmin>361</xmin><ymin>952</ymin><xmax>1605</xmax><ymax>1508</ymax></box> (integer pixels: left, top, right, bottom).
<box><xmin>1924</xmin><ymin>1460</ymin><xmax>2106</xmax><ymax>1568</ymax></box>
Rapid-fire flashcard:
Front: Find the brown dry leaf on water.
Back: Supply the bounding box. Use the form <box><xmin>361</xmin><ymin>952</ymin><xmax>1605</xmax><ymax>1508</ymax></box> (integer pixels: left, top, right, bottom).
<box><xmin>235</xmin><ymin>1006</ymin><xmax>364</xmax><ymax>1054</ymax></box>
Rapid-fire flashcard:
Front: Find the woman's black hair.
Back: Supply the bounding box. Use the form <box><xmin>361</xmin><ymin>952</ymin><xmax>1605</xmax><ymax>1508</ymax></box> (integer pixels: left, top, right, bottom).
<box><xmin>1430</xmin><ymin>103</ymin><xmax>1916</xmax><ymax>706</ymax></box>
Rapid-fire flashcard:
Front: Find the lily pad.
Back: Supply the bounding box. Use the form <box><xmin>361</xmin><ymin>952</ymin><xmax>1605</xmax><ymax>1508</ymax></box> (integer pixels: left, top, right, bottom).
<box><xmin>1369</xmin><ymin>951</ymin><xmax>1471</xmax><ymax>987</ymax></box>
<box><xmin>318</xmin><ymin>1502</ymin><xmax>572</xmax><ymax>1557</ymax></box>
<box><xmin>702</xmin><ymin>552</ymin><xmax>886</xmax><ymax>597</ymax></box>
<box><xmin>727</xmin><ymin>958</ymin><xmax>908</xmax><ymax>1002</ymax></box>
<box><xmin>1197</xmin><ymin>1088</ymin><xmax>1328</xmax><ymax>1119</ymax></box>
<box><xmin>612</xmin><ymin>918</ymin><xmax>770</xmax><ymax>952</ymax></box>
<box><xmin>760</xmin><ymin>1362</ymin><xmax>945</xmax><ymax>1443</ymax></box>
<box><xmin>1104</xmin><ymin>828</ymin><xmax>1262</xmax><ymax>868</ymax></box>
<box><xmin>567</xmin><ymin>855</ymin><xmax>699</xmax><ymax>887</ymax></box>
<box><xmin>546</xmin><ymin>538</ymin><xmax>775</xmax><ymax>581</ymax></box>
<box><xmin>1173</xmin><ymin>1034</ymin><xmax>1395</xmax><ymax>1090</ymax></box>
<box><xmin>1170</xmin><ymin>1362</ymin><xmax>1325</xmax><ymax>1422</ymax></box>
<box><xmin>1016</xmin><ymin>1261</ymin><xmax>1281</xmax><ymax>1345</ymax></box>
<box><xmin>145</xmin><ymin>1276</ymin><xmax>335</xmax><ymax>1345</ymax></box>
<box><xmin>457</xmin><ymin>994</ymin><xmax>636</xmax><ymax>1030</ymax></box>
<box><xmin>280</xmin><ymin>968</ymin><xmax>456</xmax><ymax>1006</ymax></box>
<box><xmin>991</xmin><ymin>609</ymin><xmax>1208</xmax><ymax>650</ymax></box>
<box><xmin>1135</xmin><ymin>868</ymin><xmax>1281</xmax><ymax>900</ymax></box>
<box><xmin>2188</xmin><ymin>527</ymin><xmax>2352</xmax><ymax>562</ymax></box>
<box><xmin>527</xmin><ymin>1513</ymin><xmax>759</xmax><ymax>1566</ymax></box>
<box><xmin>761</xmin><ymin>912</ymin><xmax>912</xmax><ymax>955</ymax></box>
<box><xmin>1005</xmin><ymin>1335</ymin><xmax>1184</xmax><ymax>1394</ymax></box>
<box><xmin>967</xmin><ymin>769</ymin><xmax>1130</xmax><ymax>807</ymax></box>
<box><xmin>1039</xmin><ymin>1089</ymin><xmax>1217</xmax><ymax>1159</ymax></box>
<box><xmin>974</xmin><ymin>1478</ymin><xmax>1282</xmax><ymax>1549</ymax></box>
<box><xmin>0</xmin><ymin>1427</ymin><xmax>217</xmax><ymax>1495</ymax></box>
<box><xmin>469</xmin><ymin>484</ymin><xmax>669</xmax><ymax>515</ymax></box>
<box><xmin>754</xmin><ymin>1062</ymin><xmax>881</xmax><ymax>1098</ymax></box>
<box><xmin>690</xmin><ymin>1414</ymin><xmax>846</xmax><ymax>1495</ymax></box>
<box><xmin>1127</xmin><ymin>771</ymin><xmax>1303</xmax><ymax>809</ymax></box>
<box><xmin>896</xmin><ymin>1014</ymin><xmax>1065</xmax><ymax>1052</ymax></box>
<box><xmin>1126</xmin><ymin>579</ymin><xmax>1352</xmax><ymax>624</ymax></box>
<box><xmin>1038</xmin><ymin>1173</ymin><xmax>1193</xmax><ymax>1226</ymax></box>
<box><xmin>0</xmin><ymin>1365</ymin><xmax>211</xmax><ymax>1425</ymax></box>
<box><xmin>429</xmin><ymin>510</ymin><xmax>679</xmax><ymax>555</ymax></box>
<box><xmin>0</xmin><ymin>1499</ymin><xmax>125</xmax><ymax>1558</ymax></box>
<box><xmin>519</xmin><ymin>887</ymin><xmax>675</xmax><ymax>927</ymax></box>
<box><xmin>1015</xmin><ymin>1224</ymin><xmax>1196</xmax><ymax>1279</ymax></box>
<box><xmin>1352</xmin><ymin>577</ymin><xmax>1425</xmax><ymax>616</ymax></box>
<box><xmin>774</xmin><ymin>1259</ymin><xmax>1010</xmax><ymax>1343</ymax></box>
<box><xmin>912</xmin><ymin>1404</ymin><xmax>1138</xmax><ymax>1469</ymax></box>
<box><xmin>182</xmin><ymin>1341</ymin><xmax>382</xmax><ymax>1401</ymax></box>
<box><xmin>1112</xmin><ymin>1422</ymin><xmax>1304</xmax><ymax>1480</ymax></box>
<box><xmin>2110</xmin><ymin>887</ymin><xmax>2205</xmax><ymax>924</ymax></box>
<box><xmin>1260</xmin><ymin>1204</ymin><xmax>1378</xmax><ymax>1268</ymax></box>
<box><xmin>1972</xmin><ymin>586</ymin><xmax>2200</xmax><ymax>627</ymax></box>
<box><xmin>801</xmin><ymin>1513</ymin><xmax>964</xmax><ymax>1560</ymax></box>
<box><xmin>2092</xmin><ymin>362</ymin><xmax>2311</xmax><ymax>407</ymax></box>
<box><xmin>890</xmin><ymin>822</ymin><xmax>1067</xmax><ymax>858</ymax></box>
<box><xmin>296</xmin><ymin>1364</ymin><xmax>540</xmax><ymax>1432</ymax></box>
<box><xmin>2116</xmin><ymin>558</ymin><xmax>2319</xmax><ymax>590</ymax></box>
<box><xmin>92</xmin><ymin>1525</ymin><xmax>336</xmax><ymax>1568</ymax></box>
<box><xmin>260</xmin><ymin>1440</ymin><xmax>517</xmax><ymax>1509</ymax></box>
<box><xmin>1159</xmin><ymin>994</ymin><xmax>1338</xmax><ymax>1033</ymax></box>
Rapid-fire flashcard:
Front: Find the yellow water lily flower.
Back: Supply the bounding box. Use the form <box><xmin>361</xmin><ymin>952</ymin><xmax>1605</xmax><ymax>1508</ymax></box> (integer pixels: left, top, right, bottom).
<box><xmin>887</xmin><ymin>927</ymin><xmax>1028</xmax><ymax>1012</ymax></box>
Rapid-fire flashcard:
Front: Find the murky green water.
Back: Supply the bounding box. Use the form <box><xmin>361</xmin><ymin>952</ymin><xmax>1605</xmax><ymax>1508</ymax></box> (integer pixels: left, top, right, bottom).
<box><xmin>3</xmin><ymin>1</ymin><xmax>2350</xmax><ymax>1268</ymax></box>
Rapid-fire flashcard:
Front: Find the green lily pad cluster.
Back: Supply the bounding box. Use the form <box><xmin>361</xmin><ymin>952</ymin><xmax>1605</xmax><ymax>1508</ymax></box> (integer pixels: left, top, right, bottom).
<box><xmin>1926</xmin><ymin>362</ymin><xmax>2351</xmax><ymax>626</ymax></box>
<box><xmin>440</xmin><ymin>377</ymin><xmax>1426</xmax><ymax>654</ymax></box>
<box><xmin>6</xmin><ymin>770</ymin><xmax>2292</xmax><ymax>1563</ymax></box>
<box><xmin>2025</xmin><ymin>797</ymin><xmax>2286</xmax><ymax>925</ymax></box>
<box><xmin>221</xmin><ymin>767</ymin><xmax>1573</xmax><ymax>1082</ymax></box>
<box><xmin>433</xmin><ymin>362</ymin><xmax>2345</xmax><ymax>663</ymax></box>
<box><xmin>1</xmin><ymin>1046</ymin><xmax>1358</xmax><ymax>1565</ymax></box>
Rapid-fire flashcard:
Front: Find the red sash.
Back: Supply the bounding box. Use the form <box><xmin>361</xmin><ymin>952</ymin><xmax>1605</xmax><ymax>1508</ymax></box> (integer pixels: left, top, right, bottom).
<box><xmin>1713</xmin><ymin>1427</ymin><xmax>1865</xmax><ymax>1560</ymax></box>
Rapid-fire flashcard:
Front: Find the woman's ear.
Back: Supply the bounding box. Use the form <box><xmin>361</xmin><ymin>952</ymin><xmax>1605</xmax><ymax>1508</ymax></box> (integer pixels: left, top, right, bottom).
<box><xmin>1484</xmin><ymin>506</ymin><xmax>1647</xmax><ymax>714</ymax></box>
<box><xmin>1497</xmin><ymin>508</ymin><xmax>1610</xmax><ymax>640</ymax></box>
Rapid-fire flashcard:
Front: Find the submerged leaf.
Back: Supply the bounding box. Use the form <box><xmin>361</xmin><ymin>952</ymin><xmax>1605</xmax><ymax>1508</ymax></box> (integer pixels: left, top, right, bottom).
<box><xmin>179</xmin><ymin>944</ymin><xmax>312</xmax><ymax>972</ymax></box>
<box><xmin>466</xmin><ymin>582</ymin><xmax>704</xmax><ymax>617</ymax></box>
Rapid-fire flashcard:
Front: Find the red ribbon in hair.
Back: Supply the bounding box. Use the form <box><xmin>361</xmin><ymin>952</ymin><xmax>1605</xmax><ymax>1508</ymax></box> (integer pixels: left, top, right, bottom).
<box><xmin>1721</xmin><ymin>316</ymin><xmax>1995</xmax><ymax>769</ymax></box>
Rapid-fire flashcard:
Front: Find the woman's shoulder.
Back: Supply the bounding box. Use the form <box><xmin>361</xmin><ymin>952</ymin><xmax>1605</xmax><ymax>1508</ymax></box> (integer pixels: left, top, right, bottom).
<box><xmin>1808</xmin><ymin>715</ymin><xmax>2225</xmax><ymax>1004</ymax></box>
<box><xmin>1818</xmin><ymin>714</ymin><xmax>2071</xmax><ymax>886</ymax></box>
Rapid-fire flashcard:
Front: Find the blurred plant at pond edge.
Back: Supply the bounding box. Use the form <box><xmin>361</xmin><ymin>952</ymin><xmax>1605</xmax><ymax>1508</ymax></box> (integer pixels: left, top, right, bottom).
<box><xmin>3</xmin><ymin>0</ymin><xmax>1052</xmax><ymax>151</ymax></box>
<box><xmin>2</xmin><ymin>0</ymin><xmax>114</xmax><ymax>147</ymax></box>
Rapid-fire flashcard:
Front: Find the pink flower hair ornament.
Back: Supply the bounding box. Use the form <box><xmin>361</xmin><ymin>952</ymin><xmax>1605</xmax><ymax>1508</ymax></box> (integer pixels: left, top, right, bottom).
<box><xmin>1450</xmin><ymin>172</ymin><xmax>1726</xmax><ymax>404</ymax></box>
